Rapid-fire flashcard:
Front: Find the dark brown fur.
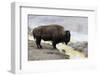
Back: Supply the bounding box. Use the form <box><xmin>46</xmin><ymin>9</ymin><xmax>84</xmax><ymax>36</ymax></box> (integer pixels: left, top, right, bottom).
<box><xmin>32</xmin><ymin>24</ymin><xmax>70</xmax><ymax>49</ymax></box>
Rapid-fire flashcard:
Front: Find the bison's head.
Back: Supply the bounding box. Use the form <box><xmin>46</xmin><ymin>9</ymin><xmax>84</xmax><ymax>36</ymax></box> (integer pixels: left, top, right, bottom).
<box><xmin>64</xmin><ymin>30</ymin><xmax>71</xmax><ymax>45</ymax></box>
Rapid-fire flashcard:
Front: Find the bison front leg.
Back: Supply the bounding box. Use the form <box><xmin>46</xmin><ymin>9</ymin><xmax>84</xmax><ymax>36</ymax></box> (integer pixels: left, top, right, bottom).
<box><xmin>52</xmin><ymin>41</ymin><xmax>56</xmax><ymax>49</ymax></box>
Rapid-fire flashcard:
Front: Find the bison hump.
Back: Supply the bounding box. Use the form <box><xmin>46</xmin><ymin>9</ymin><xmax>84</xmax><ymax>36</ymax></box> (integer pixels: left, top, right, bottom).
<box><xmin>33</xmin><ymin>24</ymin><xmax>65</xmax><ymax>37</ymax></box>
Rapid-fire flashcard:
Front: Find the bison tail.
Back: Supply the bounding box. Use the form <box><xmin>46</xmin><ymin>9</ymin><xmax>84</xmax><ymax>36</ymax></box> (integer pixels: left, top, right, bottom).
<box><xmin>33</xmin><ymin>34</ymin><xmax>36</xmax><ymax>39</ymax></box>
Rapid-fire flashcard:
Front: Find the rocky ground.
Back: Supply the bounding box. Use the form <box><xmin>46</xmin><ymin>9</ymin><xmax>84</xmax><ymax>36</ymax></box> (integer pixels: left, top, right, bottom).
<box><xmin>28</xmin><ymin>39</ymin><xmax>88</xmax><ymax>61</ymax></box>
<box><xmin>28</xmin><ymin>40</ymin><xmax>69</xmax><ymax>61</ymax></box>
<box><xmin>68</xmin><ymin>41</ymin><xmax>88</xmax><ymax>57</ymax></box>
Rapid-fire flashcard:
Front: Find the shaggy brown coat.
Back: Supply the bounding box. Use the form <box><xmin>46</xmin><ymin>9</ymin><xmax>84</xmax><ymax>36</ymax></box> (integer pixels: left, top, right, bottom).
<box><xmin>32</xmin><ymin>24</ymin><xmax>70</xmax><ymax>49</ymax></box>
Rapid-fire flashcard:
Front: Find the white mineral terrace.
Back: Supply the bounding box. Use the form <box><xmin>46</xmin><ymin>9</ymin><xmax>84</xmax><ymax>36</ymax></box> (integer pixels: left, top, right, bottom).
<box><xmin>56</xmin><ymin>43</ymin><xmax>85</xmax><ymax>59</ymax></box>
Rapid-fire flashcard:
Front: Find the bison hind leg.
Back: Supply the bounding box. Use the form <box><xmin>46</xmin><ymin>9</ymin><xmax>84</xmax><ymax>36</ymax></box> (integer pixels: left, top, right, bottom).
<box><xmin>36</xmin><ymin>37</ymin><xmax>42</xmax><ymax>49</ymax></box>
<box><xmin>39</xmin><ymin>44</ymin><xmax>42</xmax><ymax>49</ymax></box>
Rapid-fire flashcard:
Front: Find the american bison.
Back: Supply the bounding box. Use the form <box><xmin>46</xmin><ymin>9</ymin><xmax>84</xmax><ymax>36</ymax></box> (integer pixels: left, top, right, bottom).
<box><xmin>32</xmin><ymin>24</ymin><xmax>70</xmax><ymax>49</ymax></box>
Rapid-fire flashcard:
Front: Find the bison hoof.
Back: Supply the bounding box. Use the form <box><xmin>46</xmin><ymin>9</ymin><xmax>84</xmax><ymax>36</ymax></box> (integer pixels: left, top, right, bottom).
<box><xmin>37</xmin><ymin>47</ymin><xmax>43</xmax><ymax>49</ymax></box>
<box><xmin>40</xmin><ymin>46</ymin><xmax>43</xmax><ymax>49</ymax></box>
<box><xmin>53</xmin><ymin>47</ymin><xmax>56</xmax><ymax>49</ymax></box>
<box><xmin>37</xmin><ymin>46</ymin><xmax>43</xmax><ymax>49</ymax></box>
